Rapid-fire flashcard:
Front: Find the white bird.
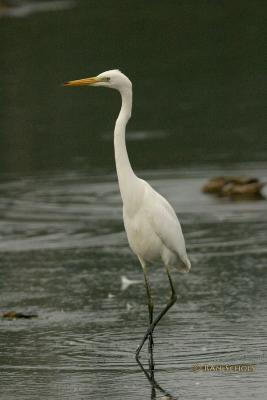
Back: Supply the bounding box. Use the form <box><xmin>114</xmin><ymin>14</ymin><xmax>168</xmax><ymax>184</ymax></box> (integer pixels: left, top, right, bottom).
<box><xmin>64</xmin><ymin>69</ymin><xmax>191</xmax><ymax>357</ymax></box>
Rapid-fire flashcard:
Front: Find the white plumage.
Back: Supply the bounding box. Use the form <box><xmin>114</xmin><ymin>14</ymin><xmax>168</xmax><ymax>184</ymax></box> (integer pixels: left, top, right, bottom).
<box><xmin>64</xmin><ymin>69</ymin><xmax>191</xmax><ymax>357</ymax></box>
<box><xmin>123</xmin><ymin>178</ymin><xmax>191</xmax><ymax>272</ymax></box>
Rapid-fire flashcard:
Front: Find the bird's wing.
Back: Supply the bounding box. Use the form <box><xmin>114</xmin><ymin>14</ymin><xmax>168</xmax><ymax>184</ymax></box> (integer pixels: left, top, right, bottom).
<box><xmin>143</xmin><ymin>181</ymin><xmax>187</xmax><ymax>260</ymax></box>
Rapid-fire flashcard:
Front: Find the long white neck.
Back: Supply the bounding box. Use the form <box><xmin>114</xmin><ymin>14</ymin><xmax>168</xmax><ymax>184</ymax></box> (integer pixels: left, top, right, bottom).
<box><xmin>114</xmin><ymin>87</ymin><xmax>139</xmax><ymax>205</ymax></box>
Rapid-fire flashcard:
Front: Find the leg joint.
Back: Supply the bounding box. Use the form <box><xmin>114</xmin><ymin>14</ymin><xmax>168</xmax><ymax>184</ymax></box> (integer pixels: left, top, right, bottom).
<box><xmin>148</xmin><ymin>298</ymin><xmax>154</xmax><ymax>309</ymax></box>
<box><xmin>171</xmin><ymin>293</ymin><xmax>177</xmax><ymax>302</ymax></box>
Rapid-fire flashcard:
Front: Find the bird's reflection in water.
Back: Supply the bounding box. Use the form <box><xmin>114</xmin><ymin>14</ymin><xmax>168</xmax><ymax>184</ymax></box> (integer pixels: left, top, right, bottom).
<box><xmin>136</xmin><ymin>340</ymin><xmax>178</xmax><ymax>400</ymax></box>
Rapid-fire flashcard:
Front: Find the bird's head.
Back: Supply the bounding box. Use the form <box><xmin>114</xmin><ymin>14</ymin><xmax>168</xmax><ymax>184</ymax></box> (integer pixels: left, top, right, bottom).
<box><xmin>64</xmin><ymin>69</ymin><xmax>132</xmax><ymax>92</ymax></box>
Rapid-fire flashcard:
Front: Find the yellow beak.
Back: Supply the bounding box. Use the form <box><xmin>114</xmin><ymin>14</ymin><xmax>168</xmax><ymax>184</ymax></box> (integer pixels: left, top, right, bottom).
<box><xmin>63</xmin><ymin>76</ymin><xmax>100</xmax><ymax>87</ymax></box>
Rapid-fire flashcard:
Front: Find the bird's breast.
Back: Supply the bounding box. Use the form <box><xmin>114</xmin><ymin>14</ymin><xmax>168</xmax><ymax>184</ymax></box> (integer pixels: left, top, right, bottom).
<box><xmin>123</xmin><ymin>209</ymin><xmax>163</xmax><ymax>263</ymax></box>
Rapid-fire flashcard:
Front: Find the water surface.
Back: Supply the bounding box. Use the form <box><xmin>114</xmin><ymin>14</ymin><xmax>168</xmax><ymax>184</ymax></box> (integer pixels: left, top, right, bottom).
<box><xmin>0</xmin><ymin>165</ymin><xmax>266</xmax><ymax>400</ymax></box>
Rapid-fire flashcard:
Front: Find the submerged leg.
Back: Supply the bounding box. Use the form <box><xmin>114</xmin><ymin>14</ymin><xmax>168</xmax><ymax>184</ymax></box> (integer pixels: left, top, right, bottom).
<box><xmin>136</xmin><ymin>355</ymin><xmax>178</xmax><ymax>400</ymax></box>
<box><xmin>139</xmin><ymin>258</ymin><xmax>154</xmax><ymax>356</ymax></box>
<box><xmin>136</xmin><ymin>265</ymin><xmax>177</xmax><ymax>358</ymax></box>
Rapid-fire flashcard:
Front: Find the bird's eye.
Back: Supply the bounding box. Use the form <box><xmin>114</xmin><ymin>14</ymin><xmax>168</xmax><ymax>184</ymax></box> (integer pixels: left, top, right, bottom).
<box><xmin>103</xmin><ymin>77</ymin><xmax>110</xmax><ymax>82</ymax></box>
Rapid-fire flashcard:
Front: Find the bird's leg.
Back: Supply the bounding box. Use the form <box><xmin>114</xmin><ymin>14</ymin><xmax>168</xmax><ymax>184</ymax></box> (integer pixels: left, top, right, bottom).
<box><xmin>136</xmin><ymin>355</ymin><xmax>178</xmax><ymax>400</ymax></box>
<box><xmin>139</xmin><ymin>259</ymin><xmax>154</xmax><ymax>359</ymax></box>
<box><xmin>136</xmin><ymin>266</ymin><xmax>177</xmax><ymax>358</ymax></box>
<box><xmin>144</xmin><ymin>273</ymin><xmax>154</xmax><ymax>356</ymax></box>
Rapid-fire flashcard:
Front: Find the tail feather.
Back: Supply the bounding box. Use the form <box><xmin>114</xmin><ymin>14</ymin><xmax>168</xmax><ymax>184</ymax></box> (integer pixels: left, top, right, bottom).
<box><xmin>178</xmin><ymin>256</ymin><xmax>191</xmax><ymax>273</ymax></box>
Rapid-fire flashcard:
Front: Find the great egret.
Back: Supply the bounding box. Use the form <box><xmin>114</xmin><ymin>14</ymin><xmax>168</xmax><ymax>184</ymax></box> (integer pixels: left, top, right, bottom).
<box><xmin>64</xmin><ymin>69</ymin><xmax>191</xmax><ymax>357</ymax></box>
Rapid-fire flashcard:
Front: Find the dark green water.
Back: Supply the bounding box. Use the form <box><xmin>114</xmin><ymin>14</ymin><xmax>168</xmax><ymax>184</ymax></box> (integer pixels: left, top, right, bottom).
<box><xmin>0</xmin><ymin>1</ymin><xmax>266</xmax><ymax>399</ymax></box>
